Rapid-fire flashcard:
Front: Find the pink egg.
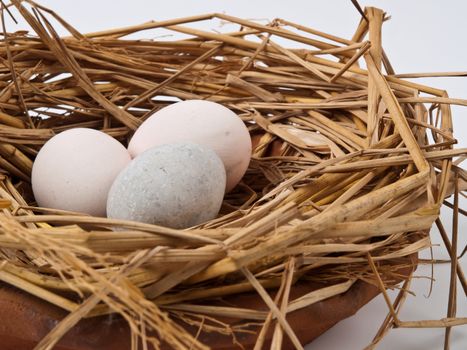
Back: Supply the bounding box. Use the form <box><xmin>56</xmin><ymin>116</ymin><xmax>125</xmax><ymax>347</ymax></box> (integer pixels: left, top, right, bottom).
<box><xmin>32</xmin><ymin>128</ymin><xmax>131</xmax><ymax>216</ymax></box>
<box><xmin>128</xmin><ymin>100</ymin><xmax>251</xmax><ymax>192</ymax></box>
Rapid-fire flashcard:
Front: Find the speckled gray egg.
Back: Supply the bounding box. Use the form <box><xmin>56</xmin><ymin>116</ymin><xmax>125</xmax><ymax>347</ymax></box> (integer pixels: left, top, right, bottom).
<box><xmin>106</xmin><ymin>143</ymin><xmax>226</xmax><ymax>229</ymax></box>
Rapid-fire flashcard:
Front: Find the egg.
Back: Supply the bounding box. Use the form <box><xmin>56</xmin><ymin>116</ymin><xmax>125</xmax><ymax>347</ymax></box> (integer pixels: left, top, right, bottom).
<box><xmin>128</xmin><ymin>99</ymin><xmax>251</xmax><ymax>192</ymax></box>
<box><xmin>107</xmin><ymin>143</ymin><xmax>226</xmax><ymax>229</ymax></box>
<box><xmin>31</xmin><ymin>128</ymin><xmax>131</xmax><ymax>216</ymax></box>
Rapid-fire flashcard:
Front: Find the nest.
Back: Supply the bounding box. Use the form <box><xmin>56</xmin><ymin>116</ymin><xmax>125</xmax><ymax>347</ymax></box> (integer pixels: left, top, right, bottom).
<box><xmin>0</xmin><ymin>1</ymin><xmax>466</xmax><ymax>349</ymax></box>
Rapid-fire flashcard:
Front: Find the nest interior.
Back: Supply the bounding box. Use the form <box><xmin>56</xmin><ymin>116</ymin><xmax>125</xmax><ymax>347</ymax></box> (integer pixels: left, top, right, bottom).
<box><xmin>0</xmin><ymin>1</ymin><xmax>465</xmax><ymax>349</ymax></box>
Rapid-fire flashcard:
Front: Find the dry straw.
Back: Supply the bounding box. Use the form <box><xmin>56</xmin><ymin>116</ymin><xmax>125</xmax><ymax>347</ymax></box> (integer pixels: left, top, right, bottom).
<box><xmin>0</xmin><ymin>0</ymin><xmax>465</xmax><ymax>349</ymax></box>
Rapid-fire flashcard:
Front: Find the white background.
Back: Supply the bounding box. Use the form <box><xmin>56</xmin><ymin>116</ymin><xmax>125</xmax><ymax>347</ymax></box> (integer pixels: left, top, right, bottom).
<box><xmin>5</xmin><ymin>1</ymin><xmax>466</xmax><ymax>349</ymax></box>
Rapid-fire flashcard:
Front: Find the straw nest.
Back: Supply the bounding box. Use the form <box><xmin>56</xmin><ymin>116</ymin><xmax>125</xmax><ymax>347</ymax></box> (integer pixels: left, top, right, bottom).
<box><xmin>0</xmin><ymin>1</ymin><xmax>465</xmax><ymax>349</ymax></box>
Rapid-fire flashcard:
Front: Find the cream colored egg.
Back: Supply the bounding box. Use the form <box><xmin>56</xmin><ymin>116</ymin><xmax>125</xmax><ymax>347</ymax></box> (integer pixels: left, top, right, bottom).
<box><xmin>32</xmin><ymin>128</ymin><xmax>131</xmax><ymax>216</ymax></box>
<box><xmin>128</xmin><ymin>100</ymin><xmax>251</xmax><ymax>192</ymax></box>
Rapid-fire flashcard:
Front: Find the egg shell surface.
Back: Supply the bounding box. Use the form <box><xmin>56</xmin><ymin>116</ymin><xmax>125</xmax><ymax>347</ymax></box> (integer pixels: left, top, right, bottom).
<box><xmin>107</xmin><ymin>143</ymin><xmax>226</xmax><ymax>229</ymax></box>
<box><xmin>31</xmin><ymin>128</ymin><xmax>131</xmax><ymax>216</ymax></box>
<box><xmin>128</xmin><ymin>99</ymin><xmax>251</xmax><ymax>192</ymax></box>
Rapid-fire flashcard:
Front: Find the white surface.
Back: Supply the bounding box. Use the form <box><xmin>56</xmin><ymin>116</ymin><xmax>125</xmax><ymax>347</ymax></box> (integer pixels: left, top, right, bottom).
<box><xmin>7</xmin><ymin>1</ymin><xmax>466</xmax><ymax>349</ymax></box>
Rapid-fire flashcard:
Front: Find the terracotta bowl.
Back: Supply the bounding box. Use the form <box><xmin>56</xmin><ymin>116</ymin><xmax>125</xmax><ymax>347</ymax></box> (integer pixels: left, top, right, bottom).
<box><xmin>0</xmin><ymin>256</ymin><xmax>416</xmax><ymax>350</ymax></box>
